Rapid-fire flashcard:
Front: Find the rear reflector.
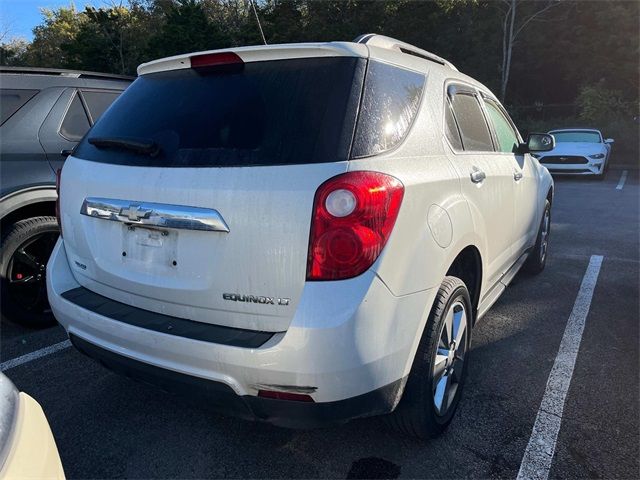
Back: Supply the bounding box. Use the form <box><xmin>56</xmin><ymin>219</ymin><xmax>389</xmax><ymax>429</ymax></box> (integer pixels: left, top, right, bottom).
<box><xmin>257</xmin><ymin>390</ymin><xmax>314</xmax><ymax>402</ymax></box>
<box><xmin>190</xmin><ymin>52</ymin><xmax>243</xmax><ymax>69</ymax></box>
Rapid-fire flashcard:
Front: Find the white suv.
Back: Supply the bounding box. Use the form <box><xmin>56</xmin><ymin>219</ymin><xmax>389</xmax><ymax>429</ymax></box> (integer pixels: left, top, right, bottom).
<box><xmin>47</xmin><ymin>35</ymin><xmax>554</xmax><ymax>437</ymax></box>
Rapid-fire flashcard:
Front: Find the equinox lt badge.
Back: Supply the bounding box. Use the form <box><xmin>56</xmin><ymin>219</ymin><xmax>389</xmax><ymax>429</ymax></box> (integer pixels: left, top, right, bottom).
<box><xmin>223</xmin><ymin>293</ymin><xmax>290</xmax><ymax>306</ymax></box>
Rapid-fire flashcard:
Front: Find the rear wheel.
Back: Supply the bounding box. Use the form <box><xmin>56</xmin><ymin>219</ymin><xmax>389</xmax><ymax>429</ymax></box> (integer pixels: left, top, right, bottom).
<box><xmin>1</xmin><ymin>217</ymin><xmax>59</xmax><ymax>327</ymax></box>
<box><xmin>386</xmin><ymin>276</ymin><xmax>471</xmax><ymax>439</ymax></box>
<box><xmin>524</xmin><ymin>199</ymin><xmax>551</xmax><ymax>275</ymax></box>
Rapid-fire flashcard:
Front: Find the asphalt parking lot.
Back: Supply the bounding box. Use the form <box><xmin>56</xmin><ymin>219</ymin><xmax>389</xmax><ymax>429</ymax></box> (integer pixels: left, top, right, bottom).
<box><xmin>1</xmin><ymin>167</ymin><xmax>638</xmax><ymax>479</ymax></box>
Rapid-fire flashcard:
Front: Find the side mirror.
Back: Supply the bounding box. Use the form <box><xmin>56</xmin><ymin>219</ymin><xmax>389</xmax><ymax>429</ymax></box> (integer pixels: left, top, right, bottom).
<box><xmin>522</xmin><ymin>133</ymin><xmax>555</xmax><ymax>153</ymax></box>
<box><xmin>604</xmin><ymin>138</ymin><xmax>615</xmax><ymax>144</ymax></box>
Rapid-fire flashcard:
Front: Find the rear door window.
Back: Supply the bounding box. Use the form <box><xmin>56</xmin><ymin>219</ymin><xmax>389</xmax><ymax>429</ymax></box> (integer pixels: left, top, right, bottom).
<box><xmin>351</xmin><ymin>61</ymin><xmax>425</xmax><ymax>158</ymax></box>
<box><xmin>0</xmin><ymin>89</ymin><xmax>39</xmax><ymax>125</ymax></box>
<box><xmin>450</xmin><ymin>92</ymin><xmax>494</xmax><ymax>152</ymax></box>
<box><xmin>75</xmin><ymin>57</ymin><xmax>365</xmax><ymax>167</ymax></box>
<box><xmin>81</xmin><ymin>90</ymin><xmax>121</xmax><ymax>124</ymax></box>
<box><xmin>483</xmin><ymin>99</ymin><xmax>520</xmax><ymax>153</ymax></box>
<box><xmin>59</xmin><ymin>92</ymin><xmax>90</xmax><ymax>141</ymax></box>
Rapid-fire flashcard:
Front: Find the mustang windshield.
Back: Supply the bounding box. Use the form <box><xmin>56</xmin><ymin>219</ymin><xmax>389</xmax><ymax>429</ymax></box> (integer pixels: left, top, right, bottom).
<box><xmin>551</xmin><ymin>131</ymin><xmax>601</xmax><ymax>143</ymax></box>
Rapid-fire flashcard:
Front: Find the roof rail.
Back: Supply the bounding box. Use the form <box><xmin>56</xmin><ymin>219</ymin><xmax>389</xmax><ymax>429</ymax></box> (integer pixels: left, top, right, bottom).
<box><xmin>0</xmin><ymin>66</ymin><xmax>134</xmax><ymax>81</ymax></box>
<box><xmin>353</xmin><ymin>34</ymin><xmax>458</xmax><ymax>71</ymax></box>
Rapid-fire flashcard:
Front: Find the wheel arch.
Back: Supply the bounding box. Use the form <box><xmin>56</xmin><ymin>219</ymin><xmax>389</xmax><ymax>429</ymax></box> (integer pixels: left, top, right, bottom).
<box><xmin>1</xmin><ymin>187</ymin><xmax>57</xmax><ymax>234</ymax></box>
<box><xmin>444</xmin><ymin>245</ymin><xmax>483</xmax><ymax>323</ymax></box>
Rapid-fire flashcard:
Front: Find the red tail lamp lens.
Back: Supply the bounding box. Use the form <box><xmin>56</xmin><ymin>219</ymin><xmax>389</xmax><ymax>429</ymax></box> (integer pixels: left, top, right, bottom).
<box><xmin>190</xmin><ymin>52</ymin><xmax>243</xmax><ymax>70</ymax></box>
<box><xmin>257</xmin><ymin>390</ymin><xmax>314</xmax><ymax>402</ymax></box>
<box><xmin>306</xmin><ymin>171</ymin><xmax>404</xmax><ymax>281</ymax></box>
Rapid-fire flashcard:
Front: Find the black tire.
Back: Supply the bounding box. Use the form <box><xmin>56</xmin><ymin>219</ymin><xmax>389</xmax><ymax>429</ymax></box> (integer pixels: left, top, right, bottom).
<box><xmin>523</xmin><ymin>199</ymin><xmax>551</xmax><ymax>275</ymax></box>
<box><xmin>1</xmin><ymin>216</ymin><xmax>59</xmax><ymax>327</ymax></box>
<box><xmin>386</xmin><ymin>276</ymin><xmax>472</xmax><ymax>439</ymax></box>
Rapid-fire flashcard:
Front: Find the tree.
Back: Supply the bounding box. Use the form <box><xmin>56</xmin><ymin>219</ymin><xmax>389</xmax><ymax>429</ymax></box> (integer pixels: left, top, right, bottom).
<box><xmin>0</xmin><ymin>38</ymin><xmax>28</xmax><ymax>65</ymax></box>
<box><xmin>25</xmin><ymin>6</ymin><xmax>85</xmax><ymax>67</ymax></box>
<box><xmin>147</xmin><ymin>0</ymin><xmax>230</xmax><ymax>59</ymax></box>
<box><xmin>4</xmin><ymin>0</ymin><xmax>637</xmax><ymax>129</ymax></box>
<box><xmin>499</xmin><ymin>0</ymin><xmax>562</xmax><ymax>101</ymax></box>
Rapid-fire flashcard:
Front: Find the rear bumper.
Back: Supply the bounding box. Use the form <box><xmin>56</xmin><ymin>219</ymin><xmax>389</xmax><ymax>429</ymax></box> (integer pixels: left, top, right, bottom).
<box><xmin>47</xmin><ymin>239</ymin><xmax>434</xmax><ymax>427</ymax></box>
<box><xmin>70</xmin><ymin>334</ymin><xmax>404</xmax><ymax>428</ymax></box>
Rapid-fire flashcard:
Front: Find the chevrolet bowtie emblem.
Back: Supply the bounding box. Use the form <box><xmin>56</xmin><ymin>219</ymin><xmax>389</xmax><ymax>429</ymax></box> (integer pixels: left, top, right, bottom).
<box><xmin>120</xmin><ymin>204</ymin><xmax>152</xmax><ymax>221</ymax></box>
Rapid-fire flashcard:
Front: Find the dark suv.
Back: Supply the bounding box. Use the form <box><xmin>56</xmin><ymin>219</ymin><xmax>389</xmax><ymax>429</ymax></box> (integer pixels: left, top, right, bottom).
<box><xmin>0</xmin><ymin>67</ymin><xmax>131</xmax><ymax>327</ymax></box>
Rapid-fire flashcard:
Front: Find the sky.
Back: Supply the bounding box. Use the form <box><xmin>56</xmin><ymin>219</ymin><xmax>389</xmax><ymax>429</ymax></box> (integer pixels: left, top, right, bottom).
<box><xmin>1</xmin><ymin>0</ymin><xmax>111</xmax><ymax>41</ymax></box>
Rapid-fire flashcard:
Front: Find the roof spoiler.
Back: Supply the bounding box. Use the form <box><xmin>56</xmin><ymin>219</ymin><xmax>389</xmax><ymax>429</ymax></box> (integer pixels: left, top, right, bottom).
<box><xmin>354</xmin><ymin>34</ymin><xmax>458</xmax><ymax>71</ymax></box>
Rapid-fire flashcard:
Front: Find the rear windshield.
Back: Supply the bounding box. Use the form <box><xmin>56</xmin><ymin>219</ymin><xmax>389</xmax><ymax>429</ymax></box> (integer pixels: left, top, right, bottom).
<box><xmin>76</xmin><ymin>57</ymin><xmax>365</xmax><ymax>167</ymax></box>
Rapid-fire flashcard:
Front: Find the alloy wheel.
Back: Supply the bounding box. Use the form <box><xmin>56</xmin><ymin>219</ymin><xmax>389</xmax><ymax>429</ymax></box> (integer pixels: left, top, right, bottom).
<box><xmin>432</xmin><ymin>300</ymin><xmax>468</xmax><ymax>416</ymax></box>
<box><xmin>6</xmin><ymin>232</ymin><xmax>59</xmax><ymax>315</ymax></box>
<box><xmin>540</xmin><ymin>208</ymin><xmax>550</xmax><ymax>263</ymax></box>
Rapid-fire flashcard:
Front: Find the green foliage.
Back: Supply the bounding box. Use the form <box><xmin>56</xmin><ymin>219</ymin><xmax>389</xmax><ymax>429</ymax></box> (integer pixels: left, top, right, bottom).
<box><xmin>0</xmin><ymin>39</ymin><xmax>28</xmax><ymax>65</ymax></box>
<box><xmin>577</xmin><ymin>83</ymin><xmax>632</xmax><ymax>125</ymax></box>
<box><xmin>61</xmin><ymin>6</ymin><xmax>152</xmax><ymax>74</ymax></box>
<box><xmin>513</xmin><ymin>83</ymin><xmax>638</xmax><ymax>157</ymax></box>
<box><xmin>576</xmin><ymin>84</ymin><xmax>638</xmax><ymax>156</ymax></box>
<box><xmin>23</xmin><ymin>6</ymin><xmax>85</xmax><ymax>68</ymax></box>
<box><xmin>147</xmin><ymin>0</ymin><xmax>230</xmax><ymax>58</ymax></box>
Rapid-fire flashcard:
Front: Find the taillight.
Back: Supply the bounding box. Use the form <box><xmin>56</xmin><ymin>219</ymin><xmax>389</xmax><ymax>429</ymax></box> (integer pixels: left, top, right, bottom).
<box><xmin>306</xmin><ymin>171</ymin><xmax>404</xmax><ymax>281</ymax></box>
<box><xmin>55</xmin><ymin>168</ymin><xmax>62</xmax><ymax>237</ymax></box>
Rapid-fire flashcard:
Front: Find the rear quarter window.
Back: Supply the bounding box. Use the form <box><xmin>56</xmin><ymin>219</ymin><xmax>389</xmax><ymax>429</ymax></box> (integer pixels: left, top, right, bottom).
<box><xmin>59</xmin><ymin>93</ymin><xmax>90</xmax><ymax>141</ymax></box>
<box><xmin>0</xmin><ymin>89</ymin><xmax>39</xmax><ymax>125</ymax></box>
<box><xmin>81</xmin><ymin>90</ymin><xmax>121</xmax><ymax>123</ymax></box>
<box><xmin>351</xmin><ymin>61</ymin><xmax>425</xmax><ymax>158</ymax></box>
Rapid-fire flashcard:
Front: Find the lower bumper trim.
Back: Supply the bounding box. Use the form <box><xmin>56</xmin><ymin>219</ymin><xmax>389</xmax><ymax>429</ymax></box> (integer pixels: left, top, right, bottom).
<box><xmin>69</xmin><ymin>334</ymin><xmax>404</xmax><ymax>429</ymax></box>
<box><xmin>62</xmin><ymin>286</ymin><xmax>275</xmax><ymax>348</ymax></box>
<box><xmin>546</xmin><ymin>168</ymin><xmax>596</xmax><ymax>175</ymax></box>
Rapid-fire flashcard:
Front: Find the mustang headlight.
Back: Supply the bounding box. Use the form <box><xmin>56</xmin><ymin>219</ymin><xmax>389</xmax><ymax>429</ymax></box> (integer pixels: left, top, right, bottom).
<box><xmin>589</xmin><ymin>153</ymin><xmax>605</xmax><ymax>159</ymax></box>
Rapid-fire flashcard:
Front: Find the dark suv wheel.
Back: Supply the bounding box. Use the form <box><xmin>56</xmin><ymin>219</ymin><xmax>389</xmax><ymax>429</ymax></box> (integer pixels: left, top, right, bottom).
<box><xmin>1</xmin><ymin>216</ymin><xmax>59</xmax><ymax>327</ymax></box>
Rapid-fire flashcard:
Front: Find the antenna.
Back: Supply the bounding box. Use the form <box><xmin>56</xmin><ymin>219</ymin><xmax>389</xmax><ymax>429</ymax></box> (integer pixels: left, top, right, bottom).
<box><xmin>250</xmin><ymin>0</ymin><xmax>267</xmax><ymax>45</ymax></box>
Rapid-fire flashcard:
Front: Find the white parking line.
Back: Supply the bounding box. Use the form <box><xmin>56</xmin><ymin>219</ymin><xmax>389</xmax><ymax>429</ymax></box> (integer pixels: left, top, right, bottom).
<box><xmin>516</xmin><ymin>255</ymin><xmax>603</xmax><ymax>480</ymax></box>
<box><xmin>616</xmin><ymin>170</ymin><xmax>628</xmax><ymax>190</ymax></box>
<box><xmin>0</xmin><ymin>339</ymin><xmax>71</xmax><ymax>372</ymax></box>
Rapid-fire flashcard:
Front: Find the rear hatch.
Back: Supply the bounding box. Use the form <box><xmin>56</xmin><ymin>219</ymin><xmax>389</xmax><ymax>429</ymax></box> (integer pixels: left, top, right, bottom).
<box><xmin>61</xmin><ymin>53</ymin><xmax>365</xmax><ymax>332</ymax></box>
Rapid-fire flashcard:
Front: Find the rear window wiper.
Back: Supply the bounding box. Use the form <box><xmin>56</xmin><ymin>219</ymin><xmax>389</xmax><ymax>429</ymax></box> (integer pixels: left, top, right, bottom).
<box><xmin>88</xmin><ymin>137</ymin><xmax>161</xmax><ymax>157</ymax></box>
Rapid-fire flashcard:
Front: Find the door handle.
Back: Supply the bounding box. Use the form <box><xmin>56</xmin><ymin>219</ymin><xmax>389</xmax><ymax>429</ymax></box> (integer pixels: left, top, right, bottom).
<box><xmin>470</xmin><ymin>169</ymin><xmax>486</xmax><ymax>184</ymax></box>
<box><xmin>514</xmin><ymin>171</ymin><xmax>523</xmax><ymax>181</ymax></box>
